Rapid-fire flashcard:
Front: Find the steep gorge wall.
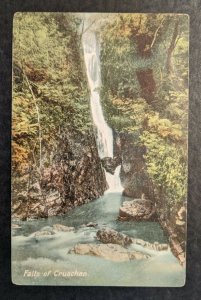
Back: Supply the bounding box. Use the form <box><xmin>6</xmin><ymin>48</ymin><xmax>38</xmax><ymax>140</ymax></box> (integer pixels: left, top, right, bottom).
<box><xmin>113</xmin><ymin>133</ymin><xmax>186</xmax><ymax>264</ymax></box>
<box><xmin>12</xmin><ymin>131</ymin><xmax>107</xmax><ymax>220</ymax></box>
<box><xmin>113</xmin><ymin>133</ymin><xmax>155</xmax><ymax>200</ymax></box>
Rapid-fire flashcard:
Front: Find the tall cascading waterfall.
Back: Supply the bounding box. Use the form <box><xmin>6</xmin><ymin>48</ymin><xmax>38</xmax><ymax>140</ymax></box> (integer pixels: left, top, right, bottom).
<box><xmin>82</xmin><ymin>28</ymin><xmax>123</xmax><ymax>193</ymax></box>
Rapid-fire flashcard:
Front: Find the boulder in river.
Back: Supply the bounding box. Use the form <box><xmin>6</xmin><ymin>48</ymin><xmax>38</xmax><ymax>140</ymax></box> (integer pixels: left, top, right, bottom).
<box><xmin>86</xmin><ymin>222</ymin><xmax>98</xmax><ymax>228</ymax></box>
<box><xmin>97</xmin><ymin>228</ymin><xmax>168</xmax><ymax>251</ymax></box>
<box><xmin>96</xmin><ymin>228</ymin><xmax>132</xmax><ymax>246</ymax></box>
<box><xmin>69</xmin><ymin>243</ymin><xmax>150</xmax><ymax>262</ymax></box>
<box><xmin>53</xmin><ymin>224</ymin><xmax>75</xmax><ymax>232</ymax></box>
<box><xmin>119</xmin><ymin>199</ymin><xmax>156</xmax><ymax>221</ymax></box>
<box><xmin>33</xmin><ymin>230</ymin><xmax>55</xmax><ymax>237</ymax></box>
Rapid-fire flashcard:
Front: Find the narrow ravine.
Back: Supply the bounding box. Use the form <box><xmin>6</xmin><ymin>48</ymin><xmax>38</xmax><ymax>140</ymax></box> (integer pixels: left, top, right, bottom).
<box><xmin>12</xmin><ymin>24</ymin><xmax>185</xmax><ymax>287</ymax></box>
<box><xmin>11</xmin><ymin>13</ymin><xmax>188</xmax><ymax>287</ymax></box>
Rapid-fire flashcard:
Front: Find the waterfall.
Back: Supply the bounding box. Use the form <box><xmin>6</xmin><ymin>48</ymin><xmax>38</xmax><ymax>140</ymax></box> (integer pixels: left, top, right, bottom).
<box><xmin>82</xmin><ymin>28</ymin><xmax>123</xmax><ymax>193</ymax></box>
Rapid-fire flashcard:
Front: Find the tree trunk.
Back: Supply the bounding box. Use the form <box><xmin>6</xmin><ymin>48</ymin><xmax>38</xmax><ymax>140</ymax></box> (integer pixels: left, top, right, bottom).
<box><xmin>136</xmin><ymin>69</ymin><xmax>156</xmax><ymax>103</ymax></box>
<box><xmin>166</xmin><ymin>20</ymin><xmax>179</xmax><ymax>75</ymax></box>
<box><xmin>23</xmin><ymin>70</ymin><xmax>42</xmax><ymax>172</ymax></box>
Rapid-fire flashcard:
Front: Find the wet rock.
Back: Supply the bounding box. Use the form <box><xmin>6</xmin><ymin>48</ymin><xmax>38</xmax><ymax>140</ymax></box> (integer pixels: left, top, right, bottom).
<box><xmin>101</xmin><ymin>156</ymin><xmax>121</xmax><ymax>174</ymax></box>
<box><xmin>118</xmin><ymin>134</ymin><xmax>154</xmax><ymax>199</ymax></box>
<box><xmin>132</xmin><ymin>238</ymin><xmax>168</xmax><ymax>251</ymax></box>
<box><xmin>97</xmin><ymin>228</ymin><xmax>168</xmax><ymax>251</ymax></box>
<box><xmin>119</xmin><ymin>199</ymin><xmax>156</xmax><ymax>221</ymax></box>
<box><xmin>12</xmin><ymin>224</ymin><xmax>22</xmax><ymax>229</ymax></box>
<box><xmin>69</xmin><ymin>243</ymin><xmax>150</xmax><ymax>262</ymax></box>
<box><xmin>41</xmin><ymin>226</ymin><xmax>55</xmax><ymax>233</ymax></box>
<box><xmin>33</xmin><ymin>230</ymin><xmax>54</xmax><ymax>237</ymax></box>
<box><xmin>96</xmin><ymin>228</ymin><xmax>132</xmax><ymax>246</ymax></box>
<box><xmin>53</xmin><ymin>224</ymin><xmax>75</xmax><ymax>232</ymax></box>
<box><xmin>157</xmin><ymin>243</ymin><xmax>169</xmax><ymax>251</ymax></box>
<box><xmin>86</xmin><ymin>222</ymin><xmax>98</xmax><ymax>228</ymax></box>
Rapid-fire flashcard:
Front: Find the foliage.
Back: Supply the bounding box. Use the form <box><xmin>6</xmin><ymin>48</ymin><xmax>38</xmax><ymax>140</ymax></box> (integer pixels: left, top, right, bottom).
<box><xmin>100</xmin><ymin>13</ymin><xmax>188</xmax><ymax>207</ymax></box>
<box><xmin>141</xmin><ymin>132</ymin><xmax>187</xmax><ymax>206</ymax></box>
<box><xmin>13</xmin><ymin>13</ymin><xmax>92</xmax><ymax>174</ymax></box>
<box><xmin>12</xmin><ymin>12</ymin><xmax>189</xmax><ymax>212</ymax></box>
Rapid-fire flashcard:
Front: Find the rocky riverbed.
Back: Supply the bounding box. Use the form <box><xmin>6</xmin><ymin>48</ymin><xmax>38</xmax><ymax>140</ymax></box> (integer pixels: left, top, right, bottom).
<box><xmin>12</xmin><ymin>192</ymin><xmax>185</xmax><ymax>286</ymax></box>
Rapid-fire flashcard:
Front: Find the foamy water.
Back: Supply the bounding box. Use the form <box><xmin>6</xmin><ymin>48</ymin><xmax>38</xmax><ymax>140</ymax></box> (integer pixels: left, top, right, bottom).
<box><xmin>82</xmin><ymin>28</ymin><xmax>123</xmax><ymax>193</ymax></box>
<box><xmin>12</xmin><ymin>193</ymin><xmax>185</xmax><ymax>286</ymax></box>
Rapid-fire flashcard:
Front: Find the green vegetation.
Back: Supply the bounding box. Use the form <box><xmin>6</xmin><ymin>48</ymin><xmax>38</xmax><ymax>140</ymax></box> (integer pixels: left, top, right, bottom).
<box><xmin>100</xmin><ymin>14</ymin><xmax>188</xmax><ymax>207</ymax></box>
<box><xmin>13</xmin><ymin>13</ymin><xmax>91</xmax><ymax>174</ymax></box>
<box><xmin>12</xmin><ymin>13</ymin><xmax>188</xmax><ymax>214</ymax></box>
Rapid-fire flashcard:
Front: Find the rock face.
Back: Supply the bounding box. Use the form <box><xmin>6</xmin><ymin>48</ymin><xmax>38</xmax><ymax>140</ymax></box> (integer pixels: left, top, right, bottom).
<box><xmin>69</xmin><ymin>243</ymin><xmax>150</xmax><ymax>262</ymax></box>
<box><xmin>112</xmin><ymin>132</ymin><xmax>186</xmax><ymax>264</ymax></box>
<box><xmin>119</xmin><ymin>199</ymin><xmax>156</xmax><ymax>221</ymax></box>
<box><xmin>96</xmin><ymin>228</ymin><xmax>132</xmax><ymax>246</ymax></box>
<box><xmin>12</xmin><ymin>132</ymin><xmax>107</xmax><ymax>220</ymax></box>
<box><xmin>176</xmin><ymin>206</ymin><xmax>186</xmax><ymax>226</ymax></box>
<box><xmin>158</xmin><ymin>204</ymin><xmax>187</xmax><ymax>265</ymax></box>
<box><xmin>116</xmin><ymin>133</ymin><xmax>155</xmax><ymax>200</ymax></box>
<box><xmin>101</xmin><ymin>156</ymin><xmax>121</xmax><ymax>174</ymax></box>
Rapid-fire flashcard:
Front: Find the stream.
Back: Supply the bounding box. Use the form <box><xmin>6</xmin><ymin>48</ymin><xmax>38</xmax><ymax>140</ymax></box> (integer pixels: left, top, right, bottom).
<box><xmin>12</xmin><ymin>20</ymin><xmax>185</xmax><ymax>287</ymax></box>
<box><xmin>12</xmin><ymin>192</ymin><xmax>185</xmax><ymax>286</ymax></box>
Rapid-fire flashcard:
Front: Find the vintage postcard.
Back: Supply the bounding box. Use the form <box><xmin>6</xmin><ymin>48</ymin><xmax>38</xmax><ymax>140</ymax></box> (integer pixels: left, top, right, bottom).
<box><xmin>11</xmin><ymin>13</ymin><xmax>188</xmax><ymax>286</ymax></box>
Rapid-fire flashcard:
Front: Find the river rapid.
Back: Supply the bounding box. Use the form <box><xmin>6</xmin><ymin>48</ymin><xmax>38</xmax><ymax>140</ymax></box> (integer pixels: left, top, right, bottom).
<box><xmin>12</xmin><ymin>192</ymin><xmax>185</xmax><ymax>286</ymax></box>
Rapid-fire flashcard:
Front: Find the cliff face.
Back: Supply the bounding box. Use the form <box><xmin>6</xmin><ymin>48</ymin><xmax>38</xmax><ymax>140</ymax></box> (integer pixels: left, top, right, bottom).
<box><xmin>157</xmin><ymin>199</ymin><xmax>186</xmax><ymax>265</ymax></box>
<box><xmin>115</xmin><ymin>133</ymin><xmax>155</xmax><ymax>200</ymax></box>
<box><xmin>114</xmin><ymin>132</ymin><xmax>186</xmax><ymax>264</ymax></box>
<box><xmin>12</xmin><ymin>131</ymin><xmax>107</xmax><ymax>220</ymax></box>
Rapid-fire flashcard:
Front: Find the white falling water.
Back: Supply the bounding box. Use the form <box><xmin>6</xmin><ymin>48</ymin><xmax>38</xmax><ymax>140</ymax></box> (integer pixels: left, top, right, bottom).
<box><xmin>82</xmin><ymin>28</ymin><xmax>123</xmax><ymax>193</ymax></box>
